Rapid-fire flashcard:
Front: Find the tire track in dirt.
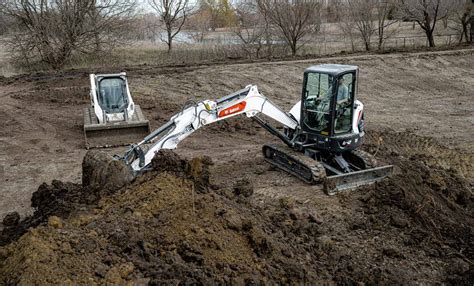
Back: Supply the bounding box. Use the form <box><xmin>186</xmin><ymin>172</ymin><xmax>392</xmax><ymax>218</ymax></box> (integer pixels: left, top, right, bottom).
<box><xmin>0</xmin><ymin>85</ymin><xmax>86</xmax><ymax>218</ymax></box>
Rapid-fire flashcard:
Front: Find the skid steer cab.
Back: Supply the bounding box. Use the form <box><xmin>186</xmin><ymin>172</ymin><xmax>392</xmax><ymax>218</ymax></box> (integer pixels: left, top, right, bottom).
<box><xmin>83</xmin><ymin>73</ymin><xmax>150</xmax><ymax>148</ymax></box>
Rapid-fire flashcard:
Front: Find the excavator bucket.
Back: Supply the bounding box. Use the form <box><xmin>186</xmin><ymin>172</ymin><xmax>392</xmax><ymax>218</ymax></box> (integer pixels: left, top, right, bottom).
<box><xmin>323</xmin><ymin>165</ymin><xmax>394</xmax><ymax>195</ymax></box>
<box><xmin>83</xmin><ymin>105</ymin><xmax>150</xmax><ymax>149</ymax></box>
<box><xmin>84</xmin><ymin>73</ymin><xmax>150</xmax><ymax>149</ymax></box>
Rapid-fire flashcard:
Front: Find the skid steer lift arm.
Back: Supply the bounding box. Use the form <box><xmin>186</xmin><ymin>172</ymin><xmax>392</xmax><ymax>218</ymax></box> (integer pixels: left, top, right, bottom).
<box><xmin>119</xmin><ymin>85</ymin><xmax>298</xmax><ymax>173</ymax></box>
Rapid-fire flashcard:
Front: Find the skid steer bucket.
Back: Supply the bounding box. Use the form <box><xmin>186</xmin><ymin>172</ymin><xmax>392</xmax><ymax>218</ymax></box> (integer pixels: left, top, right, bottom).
<box><xmin>84</xmin><ymin>105</ymin><xmax>150</xmax><ymax>149</ymax></box>
<box><xmin>323</xmin><ymin>165</ymin><xmax>394</xmax><ymax>195</ymax></box>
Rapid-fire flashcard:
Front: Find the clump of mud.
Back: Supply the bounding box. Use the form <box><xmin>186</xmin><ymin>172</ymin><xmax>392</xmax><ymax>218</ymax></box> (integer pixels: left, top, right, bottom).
<box><xmin>82</xmin><ymin>150</ymin><xmax>134</xmax><ymax>190</ymax></box>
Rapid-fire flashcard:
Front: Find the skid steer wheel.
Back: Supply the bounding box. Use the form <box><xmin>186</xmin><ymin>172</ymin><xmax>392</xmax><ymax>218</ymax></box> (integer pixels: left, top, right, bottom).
<box><xmin>344</xmin><ymin>149</ymin><xmax>377</xmax><ymax>170</ymax></box>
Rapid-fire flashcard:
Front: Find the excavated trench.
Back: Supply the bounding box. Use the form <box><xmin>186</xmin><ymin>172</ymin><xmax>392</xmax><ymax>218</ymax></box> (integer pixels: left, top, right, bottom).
<box><xmin>0</xmin><ymin>128</ymin><xmax>472</xmax><ymax>284</ymax></box>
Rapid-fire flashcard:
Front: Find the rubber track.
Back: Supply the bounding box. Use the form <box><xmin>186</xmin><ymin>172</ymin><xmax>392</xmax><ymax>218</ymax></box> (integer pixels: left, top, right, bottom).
<box><xmin>262</xmin><ymin>144</ymin><xmax>326</xmax><ymax>184</ymax></box>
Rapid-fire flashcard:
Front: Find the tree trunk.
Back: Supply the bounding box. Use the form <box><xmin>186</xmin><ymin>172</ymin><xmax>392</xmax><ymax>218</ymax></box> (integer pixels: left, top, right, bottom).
<box><xmin>462</xmin><ymin>24</ymin><xmax>468</xmax><ymax>43</ymax></box>
<box><xmin>426</xmin><ymin>30</ymin><xmax>435</xmax><ymax>47</ymax></box>
<box><xmin>291</xmin><ymin>41</ymin><xmax>297</xmax><ymax>56</ymax></box>
<box><xmin>378</xmin><ymin>27</ymin><xmax>384</xmax><ymax>51</ymax></box>
<box><xmin>364</xmin><ymin>38</ymin><xmax>371</xmax><ymax>51</ymax></box>
<box><xmin>470</xmin><ymin>15</ymin><xmax>474</xmax><ymax>42</ymax></box>
<box><xmin>167</xmin><ymin>29</ymin><xmax>173</xmax><ymax>52</ymax></box>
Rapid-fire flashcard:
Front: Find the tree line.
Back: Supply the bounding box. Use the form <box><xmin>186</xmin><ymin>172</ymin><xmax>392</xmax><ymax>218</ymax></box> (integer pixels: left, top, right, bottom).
<box><xmin>0</xmin><ymin>0</ymin><xmax>472</xmax><ymax>69</ymax></box>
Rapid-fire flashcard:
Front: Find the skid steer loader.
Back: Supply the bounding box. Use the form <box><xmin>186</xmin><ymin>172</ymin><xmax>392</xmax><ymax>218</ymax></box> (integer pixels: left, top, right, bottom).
<box><xmin>83</xmin><ymin>73</ymin><xmax>150</xmax><ymax>148</ymax></box>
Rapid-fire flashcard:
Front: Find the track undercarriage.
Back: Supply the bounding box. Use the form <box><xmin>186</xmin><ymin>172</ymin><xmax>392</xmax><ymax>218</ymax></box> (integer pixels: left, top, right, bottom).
<box><xmin>262</xmin><ymin>144</ymin><xmax>393</xmax><ymax>195</ymax></box>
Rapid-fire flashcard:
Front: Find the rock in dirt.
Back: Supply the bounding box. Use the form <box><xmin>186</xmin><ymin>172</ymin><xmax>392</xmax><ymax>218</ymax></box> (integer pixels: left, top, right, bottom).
<box><xmin>47</xmin><ymin>216</ymin><xmax>63</xmax><ymax>229</ymax></box>
<box><xmin>307</xmin><ymin>211</ymin><xmax>324</xmax><ymax>224</ymax></box>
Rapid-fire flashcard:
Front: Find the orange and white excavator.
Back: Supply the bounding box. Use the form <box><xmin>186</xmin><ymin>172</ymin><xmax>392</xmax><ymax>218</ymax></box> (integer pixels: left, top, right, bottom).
<box><xmin>115</xmin><ymin>64</ymin><xmax>393</xmax><ymax>195</ymax></box>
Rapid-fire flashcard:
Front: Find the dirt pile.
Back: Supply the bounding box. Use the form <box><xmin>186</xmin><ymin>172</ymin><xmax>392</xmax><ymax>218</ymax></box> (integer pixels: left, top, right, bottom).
<box><xmin>358</xmin><ymin>159</ymin><xmax>473</xmax><ymax>283</ymax></box>
<box><xmin>0</xmin><ymin>150</ymin><xmax>132</xmax><ymax>246</ymax></box>
<box><xmin>353</xmin><ymin>129</ymin><xmax>473</xmax><ymax>283</ymax></box>
<box><xmin>0</xmin><ymin>151</ymin><xmax>328</xmax><ymax>284</ymax></box>
<box><xmin>0</xmin><ymin>129</ymin><xmax>472</xmax><ymax>284</ymax></box>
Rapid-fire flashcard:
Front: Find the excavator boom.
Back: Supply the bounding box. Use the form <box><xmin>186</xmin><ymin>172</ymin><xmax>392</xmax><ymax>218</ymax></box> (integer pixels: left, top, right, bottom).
<box><xmin>120</xmin><ymin>85</ymin><xmax>298</xmax><ymax>172</ymax></box>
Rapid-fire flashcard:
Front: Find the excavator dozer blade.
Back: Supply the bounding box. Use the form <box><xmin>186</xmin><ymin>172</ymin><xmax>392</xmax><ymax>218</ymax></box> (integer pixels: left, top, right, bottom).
<box><xmin>324</xmin><ymin>165</ymin><xmax>394</xmax><ymax>196</ymax></box>
<box><xmin>84</xmin><ymin>106</ymin><xmax>150</xmax><ymax>149</ymax></box>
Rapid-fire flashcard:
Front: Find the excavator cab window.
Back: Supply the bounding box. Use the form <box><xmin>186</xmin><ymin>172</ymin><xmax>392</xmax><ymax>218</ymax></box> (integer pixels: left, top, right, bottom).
<box><xmin>97</xmin><ymin>77</ymin><xmax>128</xmax><ymax>113</ymax></box>
<box><xmin>334</xmin><ymin>73</ymin><xmax>355</xmax><ymax>134</ymax></box>
<box><xmin>302</xmin><ymin>72</ymin><xmax>334</xmax><ymax>134</ymax></box>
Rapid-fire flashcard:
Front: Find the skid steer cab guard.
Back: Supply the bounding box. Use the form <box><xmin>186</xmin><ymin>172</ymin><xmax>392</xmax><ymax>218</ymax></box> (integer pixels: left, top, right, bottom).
<box><xmin>84</xmin><ymin>73</ymin><xmax>150</xmax><ymax>149</ymax></box>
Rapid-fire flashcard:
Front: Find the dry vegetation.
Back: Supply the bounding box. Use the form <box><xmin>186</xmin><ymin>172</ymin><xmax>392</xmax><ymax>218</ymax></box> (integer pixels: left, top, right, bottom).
<box><xmin>0</xmin><ymin>0</ymin><xmax>472</xmax><ymax>74</ymax></box>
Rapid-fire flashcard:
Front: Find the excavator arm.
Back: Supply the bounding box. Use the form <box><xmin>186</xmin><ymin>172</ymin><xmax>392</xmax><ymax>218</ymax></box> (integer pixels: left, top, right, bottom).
<box><xmin>119</xmin><ymin>85</ymin><xmax>298</xmax><ymax>173</ymax></box>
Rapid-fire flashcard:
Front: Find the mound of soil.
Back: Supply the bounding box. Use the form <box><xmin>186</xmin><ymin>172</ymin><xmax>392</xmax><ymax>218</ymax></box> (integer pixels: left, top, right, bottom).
<box><xmin>0</xmin><ymin>129</ymin><xmax>472</xmax><ymax>284</ymax></box>
<box><xmin>0</xmin><ymin>151</ymin><xmax>327</xmax><ymax>284</ymax></box>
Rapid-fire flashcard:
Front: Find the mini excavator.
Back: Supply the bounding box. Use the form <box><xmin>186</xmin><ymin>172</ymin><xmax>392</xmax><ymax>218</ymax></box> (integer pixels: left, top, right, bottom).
<box><xmin>114</xmin><ymin>64</ymin><xmax>393</xmax><ymax>194</ymax></box>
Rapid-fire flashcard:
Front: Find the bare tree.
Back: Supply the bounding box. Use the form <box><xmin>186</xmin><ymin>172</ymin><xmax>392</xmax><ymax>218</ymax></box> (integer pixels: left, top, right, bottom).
<box><xmin>449</xmin><ymin>0</ymin><xmax>473</xmax><ymax>43</ymax></box>
<box><xmin>348</xmin><ymin>0</ymin><xmax>377</xmax><ymax>51</ymax></box>
<box><xmin>257</xmin><ymin>0</ymin><xmax>321</xmax><ymax>56</ymax></box>
<box><xmin>1</xmin><ymin>0</ymin><xmax>135</xmax><ymax>69</ymax></box>
<box><xmin>376</xmin><ymin>0</ymin><xmax>399</xmax><ymax>50</ymax></box>
<box><xmin>397</xmin><ymin>0</ymin><xmax>450</xmax><ymax>47</ymax></box>
<box><xmin>0</xmin><ymin>0</ymin><xmax>10</xmax><ymax>35</ymax></box>
<box><xmin>338</xmin><ymin>0</ymin><xmax>399</xmax><ymax>52</ymax></box>
<box><xmin>334</xmin><ymin>0</ymin><xmax>358</xmax><ymax>52</ymax></box>
<box><xmin>149</xmin><ymin>0</ymin><xmax>194</xmax><ymax>52</ymax></box>
<box><xmin>186</xmin><ymin>1</ymin><xmax>212</xmax><ymax>43</ymax></box>
<box><xmin>233</xmin><ymin>0</ymin><xmax>266</xmax><ymax>58</ymax></box>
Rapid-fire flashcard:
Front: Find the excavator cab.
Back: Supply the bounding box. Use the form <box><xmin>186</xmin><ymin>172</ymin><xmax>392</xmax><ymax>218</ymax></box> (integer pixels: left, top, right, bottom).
<box><xmin>300</xmin><ymin>65</ymin><xmax>363</xmax><ymax>153</ymax></box>
<box><xmin>282</xmin><ymin>64</ymin><xmax>392</xmax><ymax>194</ymax></box>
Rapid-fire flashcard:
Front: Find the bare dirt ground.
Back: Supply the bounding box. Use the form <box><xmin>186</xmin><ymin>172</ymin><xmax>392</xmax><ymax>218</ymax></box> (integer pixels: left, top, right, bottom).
<box><xmin>0</xmin><ymin>49</ymin><xmax>473</xmax><ymax>284</ymax></box>
<box><xmin>1</xmin><ymin>48</ymin><xmax>472</xmax><ymax>219</ymax></box>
